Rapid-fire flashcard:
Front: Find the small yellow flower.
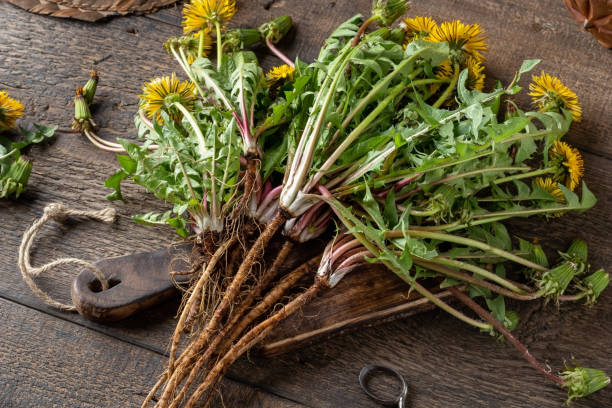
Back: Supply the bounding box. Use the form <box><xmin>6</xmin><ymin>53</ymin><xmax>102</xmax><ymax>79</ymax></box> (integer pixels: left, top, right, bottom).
<box><xmin>550</xmin><ymin>141</ymin><xmax>584</xmax><ymax>191</ymax></box>
<box><xmin>401</xmin><ymin>16</ymin><xmax>437</xmax><ymax>46</ymax></box>
<box><xmin>529</xmin><ymin>72</ymin><xmax>582</xmax><ymax>122</ymax></box>
<box><xmin>429</xmin><ymin>20</ymin><xmax>487</xmax><ymax>63</ymax></box>
<box><xmin>266</xmin><ymin>64</ymin><xmax>295</xmax><ymax>85</ymax></box>
<box><xmin>0</xmin><ymin>90</ymin><xmax>24</xmax><ymax>131</ymax></box>
<box><xmin>140</xmin><ymin>73</ymin><xmax>196</xmax><ymax>124</ymax></box>
<box><xmin>182</xmin><ymin>0</ymin><xmax>236</xmax><ymax>33</ymax></box>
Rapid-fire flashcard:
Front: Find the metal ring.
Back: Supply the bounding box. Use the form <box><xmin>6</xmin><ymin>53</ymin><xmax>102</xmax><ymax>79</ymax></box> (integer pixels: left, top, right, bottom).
<box><xmin>359</xmin><ymin>364</ymin><xmax>407</xmax><ymax>406</ymax></box>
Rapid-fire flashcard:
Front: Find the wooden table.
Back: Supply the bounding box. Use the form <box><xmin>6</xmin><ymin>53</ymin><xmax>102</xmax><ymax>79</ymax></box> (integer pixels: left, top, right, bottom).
<box><xmin>1</xmin><ymin>0</ymin><xmax>610</xmax><ymax>407</ymax></box>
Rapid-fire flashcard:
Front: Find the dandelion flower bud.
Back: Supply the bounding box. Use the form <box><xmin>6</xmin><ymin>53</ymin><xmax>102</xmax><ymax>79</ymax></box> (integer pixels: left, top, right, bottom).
<box><xmin>259</xmin><ymin>15</ymin><xmax>293</xmax><ymax>44</ymax></box>
<box><xmin>561</xmin><ymin>362</ymin><xmax>610</xmax><ymax>404</ymax></box>
<box><xmin>83</xmin><ymin>69</ymin><xmax>99</xmax><ymax>105</ymax></box>
<box><xmin>371</xmin><ymin>0</ymin><xmax>410</xmax><ymax>27</ymax></box>
<box><xmin>582</xmin><ymin>269</ymin><xmax>609</xmax><ymax>305</ymax></box>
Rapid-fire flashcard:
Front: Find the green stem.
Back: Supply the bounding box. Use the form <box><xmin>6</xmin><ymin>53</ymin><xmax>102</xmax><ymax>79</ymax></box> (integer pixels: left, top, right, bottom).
<box><xmin>492</xmin><ymin>167</ymin><xmax>556</xmax><ymax>185</ymax></box>
<box><xmin>315</xmin><ymin>83</ymin><xmax>405</xmax><ymax>188</ymax></box>
<box><xmin>440</xmin><ymin>206</ymin><xmax>573</xmax><ymax>232</ymax></box>
<box><xmin>409</xmin><ymin>208</ymin><xmax>439</xmax><ymax>217</ymax></box>
<box><xmin>433</xmin><ymin>62</ymin><xmax>460</xmax><ymax>108</ymax></box>
<box><xmin>415</xmin><ymin>258</ymin><xmax>544</xmax><ymax>301</ymax></box>
<box><xmin>215</xmin><ymin>21</ymin><xmax>223</xmax><ymax>71</ymax></box>
<box><xmin>432</xmin><ymin>257</ymin><xmax>527</xmax><ymax>294</ymax></box>
<box><xmin>386</xmin><ymin>229</ymin><xmax>547</xmax><ymax>272</ymax></box>
<box><xmin>172</xmin><ymin>46</ymin><xmax>208</xmax><ymax>102</ymax></box>
<box><xmin>471</xmin><ymin>206</ymin><xmax>575</xmax><ymax>220</ymax></box>
<box><xmin>198</xmin><ymin>26</ymin><xmax>205</xmax><ymax>59</ymax></box>
<box><xmin>558</xmin><ymin>292</ymin><xmax>587</xmax><ymax>302</ymax></box>
<box><xmin>411</xmin><ymin>78</ymin><xmax>450</xmax><ymax>86</ymax></box>
<box><xmin>414</xmin><ymin>166</ymin><xmax>531</xmax><ymax>192</ymax></box>
<box><xmin>0</xmin><ymin>148</ymin><xmax>17</xmax><ymax>161</ymax></box>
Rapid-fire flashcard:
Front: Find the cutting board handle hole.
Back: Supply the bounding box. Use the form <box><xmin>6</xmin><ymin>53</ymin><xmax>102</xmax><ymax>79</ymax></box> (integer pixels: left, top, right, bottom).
<box><xmin>89</xmin><ymin>278</ymin><xmax>121</xmax><ymax>293</ymax></box>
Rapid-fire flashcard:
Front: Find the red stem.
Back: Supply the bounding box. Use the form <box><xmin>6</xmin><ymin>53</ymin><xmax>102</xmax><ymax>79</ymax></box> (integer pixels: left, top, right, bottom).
<box><xmin>448</xmin><ymin>287</ymin><xmax>565</xmax><ymax>386</ymax></box>
<box><xmin>265</xmin><ymin>37</ymin><xmax>294</xmax><ymax>67</ymax></box>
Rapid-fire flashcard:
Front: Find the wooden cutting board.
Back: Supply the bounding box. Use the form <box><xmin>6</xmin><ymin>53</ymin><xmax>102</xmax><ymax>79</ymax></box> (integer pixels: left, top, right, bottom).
<box><xmin>71</xmin><ymin>243</ymin><xmax>448</xmax><ymax>356</ymax></box>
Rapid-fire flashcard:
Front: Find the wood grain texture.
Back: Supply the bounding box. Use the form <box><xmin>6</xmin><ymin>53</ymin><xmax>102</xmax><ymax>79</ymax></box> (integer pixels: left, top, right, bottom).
<box><xmin>0</xmin><ymin>0</ymin><xmax>611</xmax><ymax>407</ymax></box>
<box><xmin>0</xmin><ymin>297</ymin><xmax>303</xmax><ymax>408</ymax></box>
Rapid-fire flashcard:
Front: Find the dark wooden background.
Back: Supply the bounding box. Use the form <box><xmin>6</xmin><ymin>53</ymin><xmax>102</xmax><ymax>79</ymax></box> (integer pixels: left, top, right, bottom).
<box><xmin>1</xmin><ymin>0</ymin><xmax>610</xmax><ymax>407</ymax></box>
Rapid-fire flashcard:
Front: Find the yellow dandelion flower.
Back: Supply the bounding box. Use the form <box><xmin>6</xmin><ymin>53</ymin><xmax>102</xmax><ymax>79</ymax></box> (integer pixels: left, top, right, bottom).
<box><xmin>550</xmin><ymin>141</ymin><xmax>584</xmax><ymax>191</ymax></box>
<box><xmin>466</xmin><ymin>57</ymin><xmax>485</xmax><ymax>91</ymax></box>
<box><xmin>434</xmin><ymin>59</ymin><xmax>453</xmax><ymax>80</ymax></box>
<box><xmin>401</xmin><ymin>16</ymin><xmax>437</xmax><ymax>46</ymax></box>
<box><xmin>182</xmin><ymin>0</ymin><xmax>236</xmax><ymax>33</ymax></box>
<box><xmin>529</xmin><ymin>71</ymin><xmax>582</xmax><ymax>122</ymax></box>
<box><xmin>429</xmin><ymin>20</ymin><xmax>487</xmax><ymax>63</ymax></box>
<box><xmin>535</xmin><ymin>177</ymin><xmax>564</xmax><ymax>200</ymax></box>
<box><xmin>429</xmin><ymin>59</ymin><xmax>453</xmax><ymax>94</ymax></box>
<box><xmin>266</xmin><ymin>64</ymin><xmax>295</xmax><ymax>85</ymax></box>
<box><xmin>140</xmin><ymin>73</ymin><xmax>196</xmax><ymax>124</ymax></box>
<box><xmin>432</xmin><ymin>57</ymin><xmax>484</xmax><ymax>94</ymax></box>
<box><xmin>535</xmin><ymin>177</ymin><xmax>566</xmax><ymax>217</ymax></box>
<box><xmin>0</xmin><ymin>90</ymin><xmax>24</xmax><ymax>131</ymax></box>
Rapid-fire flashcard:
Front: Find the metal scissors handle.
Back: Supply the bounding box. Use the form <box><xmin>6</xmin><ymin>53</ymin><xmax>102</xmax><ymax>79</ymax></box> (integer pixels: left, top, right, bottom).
<box><xmin>359</xmin><ymin>364</ymin><xmax>407</xmax><ymax>407</ymax></box>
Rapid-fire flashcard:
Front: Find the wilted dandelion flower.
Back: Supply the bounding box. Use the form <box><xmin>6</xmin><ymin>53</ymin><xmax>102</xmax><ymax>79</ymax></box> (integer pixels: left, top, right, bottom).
<box><xmin>550</xmin><ymin>141</ymin><xmax>584</xmax><ymax>191</ymax></box>
<box><xmin>429</xmin><ymin>20</ymin><xmax>487</xmax><ymax>63</ymax></box>
<box><xmin>140</xmin><ymin>73</ymin><xmax>196</xmax><ymax>124</ymax></box>
<box><xmin>401</xmin><ymin>16</ymin><xmax>437</xmax><ymax>46</ymax></box>
<box><xmin>182</xmin><ymin>0</ymin><xmax>237</xmax><ymax>33</ymax></box>
<box><xmin>0</xmin><ymin>90</ymin><xmax>24</xmax><ymax>131</ymax></box>
<box><xmin>529</xmin><ymin>72</ymin><xmax>582</xmax><ymax>122</ymax></box>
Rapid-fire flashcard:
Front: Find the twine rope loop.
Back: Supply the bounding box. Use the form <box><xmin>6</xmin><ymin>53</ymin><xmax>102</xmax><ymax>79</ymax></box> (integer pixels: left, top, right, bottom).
<box><xmin>18</xmin><ymin>203</ymin><xmax>116</xmax><ymax>311</ymax></box>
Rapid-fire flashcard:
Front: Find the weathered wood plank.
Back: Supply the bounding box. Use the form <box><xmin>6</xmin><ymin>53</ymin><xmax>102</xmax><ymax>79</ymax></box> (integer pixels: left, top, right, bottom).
<box><xmin>0</xmin><ymin>297</ymin><xmax>304</xmax><ymax>408</ymax></box>
<box><xmin>0</xmin><ymin>0</ymin><xmax>611</xmax><ymax>407</ymax></box>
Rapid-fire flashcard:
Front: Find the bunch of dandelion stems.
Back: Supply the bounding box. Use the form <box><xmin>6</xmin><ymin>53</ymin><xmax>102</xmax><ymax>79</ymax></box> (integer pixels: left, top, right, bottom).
<box><xmin>131</xmin><ymin>11</ymin><xmax>607</xmax><ymax>408</ymax></box>
<box><xmin>164</xmin><ymin>46</ymin><xmax>482</xmax><ymax>408</ymax></box>
<box><xmin>145</xmin><ymin>26</ymin><xmax>435</xmax><ymax>408</ymax></box>
<box><xmin>324</xmin><ymin>190</ymin><xmax>589</xmax><ymax>387</ymax></box>
<box><xmin>163</xmin><ymin>49</ymin><xmax>464</xmax><ymax>408</ymax></box>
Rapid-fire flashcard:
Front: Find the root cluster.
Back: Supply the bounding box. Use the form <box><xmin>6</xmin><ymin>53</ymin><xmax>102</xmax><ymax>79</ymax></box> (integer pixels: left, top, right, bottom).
<box><xmin>143</xmin><ymin>213</ymin><xmax>325</xmax><ymax>408</ymax></box>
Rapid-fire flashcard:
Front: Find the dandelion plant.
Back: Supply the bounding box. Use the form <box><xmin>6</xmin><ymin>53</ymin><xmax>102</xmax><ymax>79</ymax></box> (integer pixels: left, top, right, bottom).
<box><xmin>65</xmin><ymin>0</ymin><xmax>610</xmax><ymax>405</ymax></box>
